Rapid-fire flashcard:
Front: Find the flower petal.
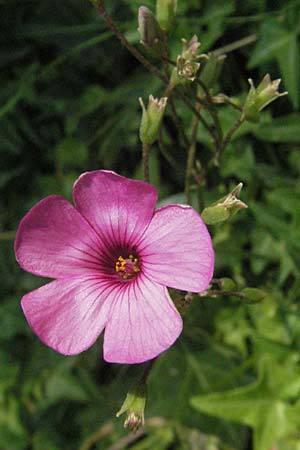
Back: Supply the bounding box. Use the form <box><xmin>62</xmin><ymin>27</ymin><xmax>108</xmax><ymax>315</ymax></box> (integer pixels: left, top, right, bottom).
<box><xmin>21</xmin><ymin>277</ymin><xmax>120</xmax><ymax>355</ymax></box>
<box><xmin>103</xmin><ymin>276</ymin><xmax>183</xmax><ymax>364</ymax></box>
<box><xmin>15</xmin><ymin>196</ymin><xmax>104</xmax><ymax>279</ymax></box>
<box><xmin>138</xmin><ymin>205</ymin><xmax>214</xmax><ymax>292</ymax></box>
<box><xmin>73</xmin><ymin>170</ymin><xmax>157</xmax><ymax>248</ymax></box>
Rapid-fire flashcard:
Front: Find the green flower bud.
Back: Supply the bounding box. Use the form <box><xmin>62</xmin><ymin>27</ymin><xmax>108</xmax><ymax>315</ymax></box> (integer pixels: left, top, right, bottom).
<box><xmin>176</xmin><ymin>56</ymin><xmax>200</xmax><ymax>81</ymax></box>
<box><xmin>182</xmin><ymin>35</ymin><xmax>201</xmax><ymax>59</ymax></box>
<box><xmin>156</xmin><ymin>0</ymin><xmax>177</xmax><ymax>31</ymax></box>
<box><xmin>243</xmin><ymin>74</ymin><xmax>287</xmax><ymax>123</ymax></box>
<box><xmin>170</xmin><ymin>35</ymin><xmax>203</xmax><ymax>86</ymax></box>
<box><xmin>201</xmin><ymin>204</ymin><xmax>230</xmax><ymax>225</ymax></box>
<box><xmin>139</xmin><ymin>95</ymin><xmax>167</xmax><ymax>145</ymax></box>
<box><xmin>241</xmin><ymin>288</ymin><xmax>267</xmax><ymax>303</ymax></box>
<box><xmin>138</xmin><ymin>6</ymin><xmax>164</xmax><ymax>52</ymax></box>
<box><xmin>201</xmin><ymin>183</ymin><xmax>247</xmax><ymax>225</ymax></box>
<box><xmin>219</xmin><ymin>277</ymin><xmax>237</xmax><ymax>291</ymax></box>
<box><xmin>199</xmin><ymin>53</ymin><xmax>226</xmax><ymax>89</ymax></box>
<box><xmin>116</xmin><ymin>384</ymin><xmax>147</xmax><ymax>432</ymax></box>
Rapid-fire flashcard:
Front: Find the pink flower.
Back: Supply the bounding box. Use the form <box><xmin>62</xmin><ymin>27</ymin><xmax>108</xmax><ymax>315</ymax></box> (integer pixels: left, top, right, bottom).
<box><xmin>15</xmin><ymin>171</ymin><xmax>214</xmax><ymax>364</ymax></box>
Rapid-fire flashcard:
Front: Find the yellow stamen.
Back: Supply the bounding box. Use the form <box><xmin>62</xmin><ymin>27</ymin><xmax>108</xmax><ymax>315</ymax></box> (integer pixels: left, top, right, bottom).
<box><xmin>115</xmin><ymin>254</ymin><xmax>140</xmax><ymax>280</ymax></box>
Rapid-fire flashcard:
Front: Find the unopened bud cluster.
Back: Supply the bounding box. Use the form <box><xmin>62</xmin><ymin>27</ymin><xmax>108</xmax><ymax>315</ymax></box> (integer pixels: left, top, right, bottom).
<box><xmin>243</xmin><ymin>74</ymin><xmax>287</xmax><ymax>122</ymax></box>
<box><xmin>199</xmin><ymin>53</ymin><xmax>226</xmax><ymax>89</ymax></box>
<box><xmin>116</xmin><ymin>384</ymin><xmax>147</xmax><ymax>432</ymax></box>
<box><xmin>139</xmin><ymin>95</ymin><xmax>167</xmax><ymax>145</ymax></box>
<box><xmin>171</xmin><ymin>35</ymin><xmax>204</xmax><ymax>86</ymax></box>
<box><xmin>202</xmin><ymin>183</ymin><xmax>247</xmax><ymax>225</ymax></box>
<box><xmin>156</xmin><ymin>0</ymin><xmax>177</xmax><ymax>31</ymax></box>
<box><xmin>138</xmin><ymin>6</ymin><xmax>165</xmax><ymax>52</ymax></box>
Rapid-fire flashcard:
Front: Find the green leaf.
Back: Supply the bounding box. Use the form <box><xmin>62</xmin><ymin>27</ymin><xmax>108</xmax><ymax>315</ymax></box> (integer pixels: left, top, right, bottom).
<box><xmin>276</xmin><ymin>33</ymin><xmax>299</xmax><ymax>108</ymax></box>
<box><xmin>248</xmin><ymin>20</ymin><xmax>293</xmax><ymax>67</ymax></box>
<box><xmin>253</xmin><ymin>114</ymin><xmax>300</xmax><ymax>142</ymax></box>
<box><xmin>65</xmin><ymin>85</ymin><xmax>106</xmax><ymax>134</ymax></box>
<box><xmin>248</xmin><ymin>19</ymin><xmax>299</xmax><ymax>108</ymax></box>
<box><xmin>55</xmin><ymin>138</ymin><xmax>88</xmax><ymax>168</ymax></box>
<box><xmin>191</xmin><ymin>357</ymin><xmax>300</xmax><ymax>450</ymax></box>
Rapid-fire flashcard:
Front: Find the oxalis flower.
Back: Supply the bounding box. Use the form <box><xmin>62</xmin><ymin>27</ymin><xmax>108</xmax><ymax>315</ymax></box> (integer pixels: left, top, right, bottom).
<box><xmin>15</xmin><ymin>171</ymin><xmax>214</xmax><ymax>364</ymax></box>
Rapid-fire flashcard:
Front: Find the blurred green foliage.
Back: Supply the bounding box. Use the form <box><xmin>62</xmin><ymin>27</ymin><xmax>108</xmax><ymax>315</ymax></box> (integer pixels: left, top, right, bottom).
<box><xmin>0</xmin><ymin>0</ymin><xmax>300</xmax><ymax>449</ymax></box>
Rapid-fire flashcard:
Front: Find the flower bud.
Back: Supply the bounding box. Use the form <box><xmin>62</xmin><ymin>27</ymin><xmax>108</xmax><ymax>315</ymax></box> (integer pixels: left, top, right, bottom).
<box><xmin>241</xmin><ymin>288</ymin><xmax>267</xmax><ymax>303</ymax></box>
<box><xmin>156</xmin><ymin>0</ymin><xmax>177</xmax><ymax>31</ymax></box>
<box><xmin>243</xmin><ymin>74</ymin><xmax>287</xmax><ymax>123</ymax></box>
<box><xmin>219</xmin><ymin>277</ymin><xmax>236</xmax><ymax>291</ymax></box>
<box><xmin>138</xmin><ymin>6</ymin><xmax>164</xmax><ymax>52</ymax></box>
<box><xmin>199</xmin><ymin>53</ymin><xmax>226</xmax><ymax>89</ymax></box>
<box><xmin>176</xmin><ymin>57</ymin><xmax>200</xmax><ymax>82</ymax></box>
<box><xmin>170</xmin><ymin>35</ymin><xmax>203</xmax><ymax>86</ymax></box>
<box><xmin>116</xmin><ymin>384</ymin><xmax>147</xmax><ymax>432</ymax></box>
<box><xmin>139</xmin><ymin>95</ymin><xmax>167</xmax><ymax>145</ymax></box>
<box><xmin>201</xmin><ymin>183</ymin><xmax>247</xmax><ymax>225</ymax></box>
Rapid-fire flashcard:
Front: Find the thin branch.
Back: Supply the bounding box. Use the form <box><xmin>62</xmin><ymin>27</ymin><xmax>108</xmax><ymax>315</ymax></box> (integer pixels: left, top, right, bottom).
<box><xmin>158</xmin><ymin>133</ymin><xmax>184</xmax><ymax>173</ymax></box>
<box><xmin>215</xmin><ymin>114</ymin><xmax>245</xmax><ymax>164</ymax></box>
<box><xmin>90</xmin><ymin>0</ymin><xmax>168</xmax><ymax>83</ymax></box>
<box><xmin>176</xmin><ymin>88</ymin><xmax>212</xmax><ymax>135</ymax></box>
<box><xmin>0</xmin><ymin>230</ymin><xmax>16</xmax><ymax>240</ymax></box>
<box><xmin>199</xmin><ymin>289</ymin><xmax>246</xmax><ymax>299</ymax></box>
<box><xmin>212</xmin><ymin>34</ymin><xmax>257</xmax><ymax>57</ymax></box>
<box><xmin>142</xmin><ymin>142</ymin><xmax>151</xmax><ymax>183</ymax></box>
<box><xmin>164</xmin><ymin>84</ymin><xmax>189</xmax><ymax>149</ymax></box>
<box><xmin>211</xmin><ymin>93</ymin><xmax>243</xmax><ymax>111</ymax></box>
<box><xmin>196</xmin><ymin>79</ymin><xmax>223</xmax><ymax>150</ymax></box>
<box><xmin>140</xmin><ymin>358</ymin><xmax>156</xmax><ymax>384</ymax></box>
<box><xmin>103</xmin><ymin>429</ymin><xmax>145</xmax><ymax>450</ymax></box>
<box><xmin>185</xmin><ymin>102</ymin><xmax>202</xmax><ymax>204</ymax></box>
<box><xmin>79</xmin><ymin>421</ymin><xmax>114</xmax><ymax>450</ymax></box>
<box><xmin>89</xmin><ymin>1</ymin><xmax>217</xmax><ymax>155</ymax></box>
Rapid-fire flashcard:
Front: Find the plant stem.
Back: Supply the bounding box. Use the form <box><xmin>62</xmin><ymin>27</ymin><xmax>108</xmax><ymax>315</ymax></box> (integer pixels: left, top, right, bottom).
<box><xmin>175</xmin><ymin>88</ymin><xmax>212</xmax><ymax>135</ymax></box>
<box><xmin>211</xmin><ymin>93</ymin><xmax>243</xmax><ymax>111</ymax></box>
<box><xmin>142</xmin><ymin>142</ymin><xmax>151</xmax><ymax>183</ymax></box>
<box><xmin>199</xmin><ymin>289</ymin><xmax>246</xmax><ymax>299</ymax></box>
<box><xmin>79</xmin><ymin>421</ymin><xmax>114</xmax><ymax>450</ymax></box>
<box><xmin>140</xmin><ymin>358</ymin><xmax>156</xmax><ymax>384</ymax></box>
<box><xmin>90</xmin><ymin>1</ymin><xmax>217</xmax><ymax>145</ymax></box>
<box><xmin>164</xmin><ymin>84</ymin><xmax>189</xmax><ymax>149</ymax></box>
<box><xmin>185</xmin><ymin>102</ymin><xmax>202</xmax><ymax>204</ymax></box>
<box><xmin>90</xmin><ymin>0</ymin><xmax>168</xmax><ymax>83</ymax></box>
<box><xmin>212</xmin><ymin>33</ymin><xmax>257</xmax><ymax>57</ymax></box>
<box><xmin>158</xmin><ymin>133</ymin><xmax>183</xmax><ymax>173</ymax></box>
<box><xmin>196</xmin><ymin>79</ymin><xmax>223</xmax><ymax>151</ymax></box>
<box><xmin>105</xmin><ymin>429</ymin><xmax>146</xmax><ymax>450</ymax></box>
<box><xmin>0</xmin><ymin>230</ymin><xmax>16</xmax><ymax>240</ymax></box>
<box><xmin>214</xmin><ymin>114</ymin><xmax>245</xmax><ymax>165</ymax></box>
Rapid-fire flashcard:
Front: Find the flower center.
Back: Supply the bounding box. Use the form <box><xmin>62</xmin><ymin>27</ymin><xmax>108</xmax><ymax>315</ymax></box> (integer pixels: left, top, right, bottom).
<box><xmin>115</xmin><ymin>254</ymin><xmax>140</xmax><ymax>280</ymax></box>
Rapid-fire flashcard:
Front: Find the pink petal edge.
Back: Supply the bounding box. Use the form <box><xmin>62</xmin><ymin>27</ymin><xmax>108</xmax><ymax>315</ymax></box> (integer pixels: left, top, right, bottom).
<box><xmin>15</xmin><ymin>195</ymin><xmax>105</xmax><ymax>279</ymax></box>
<box><xmin>21</xmin><ymin>276</ymin><xmax>121</xmax><ymax>355</ymax></box>
<box><xmin>73</xmin><ymin>170</ymin><xmax>158</xmax><ymax>249</ymax></box>
<box><xmin>103</xmin><ymin>275</ymin><xmax>183</xmax><ymax>364</ymax></box>
<box><xmin>138</xmin><ymin>204</ymin><xmax>214</xmax><ymax>292</ymax></box>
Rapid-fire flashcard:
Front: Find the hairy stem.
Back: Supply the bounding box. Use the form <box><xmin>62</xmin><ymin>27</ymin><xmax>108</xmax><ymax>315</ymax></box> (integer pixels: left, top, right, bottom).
<box><xmin>212</xmin><ymin>33</ymin><xmax>257</xmax><ymax>57</ymax></box>
<box><xmin>0</xmin><ymin>230</ymin><xmax>16</xmax><ymax>240</ymax></box>
<box><xmin>185</xmin><ymin>102</ymin><xmax>202</xmax><ymax>204</ymax></box>
<box><xmin>199</xmin><ymin>289</ymin><xmax>246</xmax><ymax>299</ymax></box>
<box><xmin>196</xmin><ymin>79</ymin><xmax>223</xmax><ymax>152</ymax></box>
<box><xmin>90</xmin><ymin>0</ymin><xmax>168</xmax><ymax>83</ymax></box>
<box><xmin>164</xmin><ymin>84</ymin><xmax>189</xmax><ymax>149</ymax></box>
<box><xmin>79</xmin><ymin>422</ymin><xmax>114</xmax><ymax>450</ymax></box>
<box><xmin>142</xmin><ymin>142</ymin><xmax>151</xmax><ymax>183</ymax></box>
<box><xmin>175</xmin><ymin>88</ymin><xmax>212</xmax><ymax>135</ymax></box>
<box><xmin>90</xmin><ymin>1</ymin><xmax>217</xmax><ymax>146</ymax></box>
<box><xmin>214</xmin><ymin>114</ymin><xmax>245</xmax><ymax>164</ymax></box>
<box><xmin>140</xmin><ymin>358</ymin><xmax>156</xmax><ymax>384</ymax></box>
